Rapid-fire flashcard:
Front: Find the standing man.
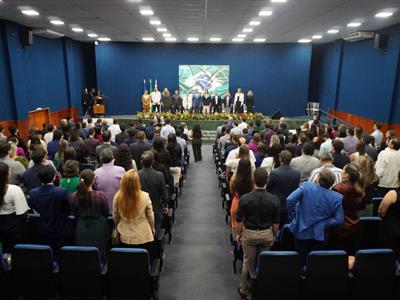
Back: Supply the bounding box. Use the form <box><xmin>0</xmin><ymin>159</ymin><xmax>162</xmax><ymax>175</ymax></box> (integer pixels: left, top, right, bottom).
<box><xmin>234</xmin><ymin>88</ymin><xmax>244</xmax><ymax>114</ymax></box>
<box><xmin>151</xmin><ymin>87</ymin><xmax>162</xmax><ymax>112</ymax></box>
<box><xmin>193</xmin><ymin>90</ymin><xmax>202</xmax><ymax>114</ymax></box>
<box><xmin>172</xmin><ymin>89</ymin><xmax>182</xmax><ymax>114</ymax></box>
<box><xmin>211</xmin><ymin>90</ymin><xmax>221</xmax><ymax>114</ymax></box>
<box><xmin>236</xmin><ymin>168</ymin><xmax>280</xmax><ymax>298</ymax></box>
<box><xmin>371</xmin><ymin>122</ymin><xmax>384</xmax><ymax>148</ymax></box>
<box><xmin>202</xmin><ymin>89</ymin><xmax>211</xmax><ymax>115</ymax></box>
<box><xmin>81</xmin><ymin>88</ymin><xmax>90</xmax><ymax>116</ymax></box>
<box><xmin>224</xmin><ymin>92</ymin><xmax>232</xmax><ymax>113</ymax></box>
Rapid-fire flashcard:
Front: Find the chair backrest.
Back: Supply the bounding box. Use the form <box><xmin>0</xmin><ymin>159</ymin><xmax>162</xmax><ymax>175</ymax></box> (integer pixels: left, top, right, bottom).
<box><xmin>26</xmin><ymin>213</ymin><xmax>43</xmax><ymax>244</ymax></box>
<box><xmin>358</xmin><ymin>217</ymin><xmax>382</xmax><ymax>250</ymax></box>
<box><xmin>306</xmin><ymin>250</ymin><xmax>348</xmax><ymax>300</ymax></box>
<box><xmin>278</xmin><ymin>224</ymin><xmax>295</xmax><ymax>251</ymax></box>
<box><xmin>59</xmin><ymin>246</ymin><xmax>103</xmax><ymax>299</ymax></box>
<box><xmin>352</xmin><ymin>249</ymin><xmax>396</xmax><ymax>300</ymax></box>
<box><xmin>372</xmin><ymin>197</ymin><xmax>383</xmax><ymax>217</ymax></box>
<box><xmin>256</xmin><ymin>251</ymin><xmax>300</xmax><ymax>300</ymax></box>
<box><xmin>107</xmin><ymin>248</ymin><xmax>151</xmax><ymax>300</ymax></box>
<box><xmin>12</xmin><ymin>244</ymin><xmax>59</xmax><ymax>298</ymax></box>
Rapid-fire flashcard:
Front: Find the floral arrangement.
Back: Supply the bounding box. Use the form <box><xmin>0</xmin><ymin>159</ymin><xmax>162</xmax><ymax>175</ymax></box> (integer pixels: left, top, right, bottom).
<box><xmin>136</xmin><ymin>112</ymin><xmax>265</xmax><ymax>121</ymax></box>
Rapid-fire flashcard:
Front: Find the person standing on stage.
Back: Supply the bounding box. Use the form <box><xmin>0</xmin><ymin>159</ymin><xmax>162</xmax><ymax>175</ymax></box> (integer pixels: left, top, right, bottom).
<box><xmin>234</xmin><ymin>88</ymin><xmax>245</xmax><ymax>114</ymax></box>
<box><xmin>172</xmin><ymin>89</ymin><xmax>182</xmax><ymax>113</ymax></box>
<box><xmin>182</xmin><ymin>92</ymin><xmax>190</xmax><ymax>112</ymax></box>
<box><xmin>193</xmin><ymin>90</ymin><xmax>202</xmax><ymax>114</ymax></box>
<box><xmin>81</xmin><ymin>88</ymin><xmax>90</xmax><ymax>116</ymax></box>
<box><xmin>211</xmin><ymin>90</ymin><xmax>221</xmax><ymax>114</ymax></box>
<box><xmin>202</xmin><ymin>89</ymin><xmax>212</xmax><ymax>115</ymax></box>
<box><xmin>142</xmin><ymin>90</ymin><xmax>151</xmax><ymax>114</ymax></box>
<box><xmin>246</xmin><ymin>90</ymin><xmax>255</xmax><ymax>113</ymax></box>
<box><xmin>151</xmin><ymin>87</ymin><xmax>162</xmax><ymax>112</ymax></box>
<box><xmin>161</xmin><ymin>88</ymin><xmax>172</xmax><ymax>113</ymax></box>
<box><xmin>224</xmin><ymin>92</ymin><xmax>232</xmax><ymax>113</ymax></box>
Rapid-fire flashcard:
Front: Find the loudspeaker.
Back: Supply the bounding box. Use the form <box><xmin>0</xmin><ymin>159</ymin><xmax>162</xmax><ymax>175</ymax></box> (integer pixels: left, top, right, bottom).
<box><xmin>374</xmin><ymin>33</ymin><xmax>388</xmax><ymax>49</ymax></box>
<box><xmin>19</xmin><ymin>30</ymin><xmax>33</xmax><ymax>47</ymax></box>
<box><xmin>271</xmin><ymin>110</ymin><xmax>282</xmax><ymax>120</ymax></box>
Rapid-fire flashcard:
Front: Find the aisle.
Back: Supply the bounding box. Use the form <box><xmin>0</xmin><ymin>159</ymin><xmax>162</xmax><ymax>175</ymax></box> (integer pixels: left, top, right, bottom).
<box><xmin>159</xmin><ymin>145</ymin><xmax>240</xmax><ymax>300</ymax></box>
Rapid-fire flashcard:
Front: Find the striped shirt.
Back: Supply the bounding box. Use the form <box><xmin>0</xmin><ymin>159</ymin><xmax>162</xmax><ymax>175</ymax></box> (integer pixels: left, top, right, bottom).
<box><xmin>308</xmin><ymin>164</ymin><xmax>343</xmax><ymax>186</ymax></box>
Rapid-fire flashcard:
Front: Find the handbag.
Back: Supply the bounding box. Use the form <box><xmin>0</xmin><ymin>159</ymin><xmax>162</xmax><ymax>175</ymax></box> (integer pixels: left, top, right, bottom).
<box><xmin>111</xmin><ymin>228</ymin><xmax>120</xmax><ymax>245</ymax></box>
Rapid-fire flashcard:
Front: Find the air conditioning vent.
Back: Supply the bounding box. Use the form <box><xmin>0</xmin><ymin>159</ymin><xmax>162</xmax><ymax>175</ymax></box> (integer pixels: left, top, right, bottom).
<box><xmin>32</xmin><ymin>29</ymin><xmax>64</xmax><ymax>39</ymax></box>
<box><xmin>342</xmin><ymin>31</ymin><xmax>374</xmax><ymax>42</ymax></box>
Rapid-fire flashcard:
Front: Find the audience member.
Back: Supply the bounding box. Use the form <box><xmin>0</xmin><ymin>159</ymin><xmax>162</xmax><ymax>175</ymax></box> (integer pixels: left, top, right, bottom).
<box><xmin>96</xmin><ymin>130</ymin><xmax>118</xmax><ymax>163</ymax></box>
<box><xmin>108</xmin><ymin>119</ymin><xmax>121</xmax><ymax>142</ymax></box>
<box><xmin>254</xmin><ymin>143</ymin><xmax>267</xmax><ymax>168</ymax></box>
<box><xmin>47</xmin><ymin>129</ymin><xmax>63</xmax><ymax>161</ymax></box>
<box><xmin>160</xmin><ymin>118</ymin><xmax>175</xmax><ymax>140</ymax></box>
<box><xmin>59</xmin><ymin>160</ymin><xmax>80</xmax><ymax>196</ymax></box>
<box><xmin>376</xmin><ymin>138</ymin><xmax>400</xmax><ymax>197</ymax></box>
<box><xmin>166</xmin><ymin>133</ymin><xmax>182</xmax><ymax>186</ymax></box>
<box><xmin>83</xmin><ymin>128</ymin><xmax>99</xmax><ymax>163</ymax></box>
<box><xmin>0</xmin><ymin>141</ymin><xmax>25</xmax><ymax>185</ymax></box>
<box><xmin>319</xmin><ymin>133</ymin><xmax>332</xmax><ymax>158</ymax></box>
<box><xmin>342</xmin><ymin>127</ymin><xmax>357</xmax><ymax>155</ymax></box>
<box><xmin>309</xmin><ymin>152</ymin><xmax>343</xmax><ymax>185</ymax></box>
<box><xmin>291</xmin><ymin>142</ymin><xmax>321</xmax><ymax>182</ymax></box>
<box><xmin>248</xmin><ymin>133</ymin><xmax>261</xmax><ymax>154</ymax></box>
<box><xmin>115</xmin><ymin>143</ymin><xmax>137</xmax><ymax>171</ymax></box>
<box><xmin>115</xmin><ymin>124</ymin><xmax>129</xmax><ymax>145</ymax></box>
<box><xmin>22</xmin><ymin>146</ymin><xmax>50</xmax><ymax>191</ymax></box>
<box><xmin>130</xmin><ymin>131</ymin><xmax>151</xmax><ymax>170</ymax></box>
<box><xmin>190</xmin><ymin>124</ymin><xmax>203</xmax><ymax>162</ymax></box>
<box><xmin>226</xmin><ymin>144</ymin><xmax>255</xmax><ymax>177</ymax></box>
<box><xmin>332</xmin><ymin>139</ymin><xmax>350</xmax><ymax>169</ymax></box>
<box><xmin>358</xmin><ymin>155</ymin><xmax>379</xmax><ymax>206</ymax></box>
<box><xmin>364</xmin><ymin>135</ymin><xmax>378</xmax><ymax>161</ymax></box>
<box><xmin>260</xmin><ymin>143</ymin><xmax>282</xmax><ymax>174</ymax></box>
<box><xmin>371</xmin><ymin>122</ymin><xmax>384</xmax><ymax>147</ymax></box>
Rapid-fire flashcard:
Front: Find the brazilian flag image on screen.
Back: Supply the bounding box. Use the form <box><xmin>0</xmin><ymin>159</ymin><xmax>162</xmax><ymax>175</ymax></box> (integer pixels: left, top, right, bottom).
<box><xmin>179</xmin><ymin>65</ymin><xmax>230</xmax><ymax>96</ymax></box>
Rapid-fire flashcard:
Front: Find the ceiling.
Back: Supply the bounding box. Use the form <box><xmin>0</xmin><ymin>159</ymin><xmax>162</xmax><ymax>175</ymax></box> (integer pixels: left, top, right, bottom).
<box><xmin>0</xmin><ymin>0</ymin><xmax>400</xmax><ymax>43</ymax></box>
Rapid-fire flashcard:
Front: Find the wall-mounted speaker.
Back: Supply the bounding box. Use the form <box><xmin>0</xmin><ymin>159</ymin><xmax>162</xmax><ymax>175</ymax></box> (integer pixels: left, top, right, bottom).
<box><xmin>19</xmin><ymin>30</ymin><xmax>33</xmax><ymax>47</ymax></box>
<box><xmin>374</xmin><ymin>33</ymin><xmax>389</xmax><ymax>49</ymax></box>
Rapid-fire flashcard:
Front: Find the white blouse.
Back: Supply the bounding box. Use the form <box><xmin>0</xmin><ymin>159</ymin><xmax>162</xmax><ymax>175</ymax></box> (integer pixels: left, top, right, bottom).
<box><xmin>0</xmin><ymin>184</ymin><xmax>30</xmax><ymax>215</ymax></box>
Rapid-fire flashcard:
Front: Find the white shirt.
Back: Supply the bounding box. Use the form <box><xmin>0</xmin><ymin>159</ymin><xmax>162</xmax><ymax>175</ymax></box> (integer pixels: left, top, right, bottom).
<box><xmin>108</xmin><ymin>124</ymin><xmax>121</xmax><ymax>142</ymax></box>
<box><xmin>230</xmin><ymin>127</ymin><xmax>242</xmax><ymax>136</ymax></box>
<box><xmin>44</xmin><ymin>132</ymin><xmax>54</xmax><ymax>144</ymax></box>
<box><xmin>371</xmin><ymin>129</ymin><xmax>384</xmax><ymax>146</ymax></box>
<box><xmin>238</xmin><ymin>122</ymin><xmax>248</xmax><ymax>130</ymax></box>
<box><xmin>160</xmin><ymin>124</ymin><xmax>176</xmax><ymax>140</ymax></box>
<box><xmin>376</xmin><ymin>148</ymin><xmax>400</xmax><ymax>188</ymax></box>
<box><xmin>0</xmin><ymin>184</ymin><xmax>30</xmax><ymax>215</ymax></box>
<box><xmin>225</xmin><ymin>147</ymin><xmax>256</xmax><ymax>166</ymax></box>
<box><xmin>260</xmin><ymin>157</ymin><xmax>276</xmax><ymax>174</ymax></box>
<box><xmin>182</xmin><ymin>95</ymin><xmax>193</xmax><ymax>109</ymax></box>
<box><xmin>319</xmin><ymin>139</ymin><xmax>332</xmax><ymax>158</ymax></box>
<box><xmin>151</xmin><ymin>91</ymin><xmax>162</xmax><ymax>104</ymax></box>
<box><xmin>226</xmin><ymin>158</ymin><xmax>256</xmax><ymax>176</ymax></box>
<box><xmin>214</xmin><ymin>95</ymin><xmax>219</xmax><ymax>105</ymax></box>
<box><xmin>27</xmin><ymin>139</ymin><xmax>47</xmax><ymax>151</ymax></box>
<box><xmin>234</xmin><ymin>92</ymin><xmax>244</xmax><ymax>105</ymax></box>
<box><xmin>308</xmin><ymin>164</ymin><xmax>343</xmax><ymax>186</ymax></box>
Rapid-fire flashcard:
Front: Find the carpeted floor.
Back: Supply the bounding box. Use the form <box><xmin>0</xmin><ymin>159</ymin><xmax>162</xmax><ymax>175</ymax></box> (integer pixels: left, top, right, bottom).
<box><xmin>159</xmin><ymin>145</ymin><xmax>240</xmax><ymax>300</ymax></box>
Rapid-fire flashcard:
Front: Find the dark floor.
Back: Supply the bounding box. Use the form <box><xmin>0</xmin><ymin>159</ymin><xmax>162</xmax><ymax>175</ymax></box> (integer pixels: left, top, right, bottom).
<box><xmin>159</xmin><ymin>145</ymin><xmax>240</xmax><ymax>300</ymax></box>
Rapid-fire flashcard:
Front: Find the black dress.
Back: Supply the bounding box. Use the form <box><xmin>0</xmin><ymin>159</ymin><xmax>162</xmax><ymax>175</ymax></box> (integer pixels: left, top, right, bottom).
<box><xmin>246</xmin><ymin>95</ymin><xmax>255</xmax><ymax>113</ymax></box>
<box><xmin>382</xmin><ymin>189</ymin><xmax>400</xmax><ymax>257</ymax></box>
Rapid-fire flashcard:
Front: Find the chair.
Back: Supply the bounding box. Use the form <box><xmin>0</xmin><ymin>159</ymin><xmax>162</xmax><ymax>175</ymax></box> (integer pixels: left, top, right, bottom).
<box><xmin>59</xmin><ymin>246</ymin><xmax>105</xmax><ymax>299</ymax></box>
<box><xmin>372</xmin><ymin>197</ymin><xmax>383</xmax><ymax>217</ymax></box>
<box><xmin>80</xmin><ymin>163</ymin><xmax>96</xmax><ymax>172</ymax></box>
<box><xmin>26</xmin><ymin>213</ymin><xmax>43</xmax><ymax>244</ymax></box>
<box><xmin>0</xmin><ymin>250</ymin><xmax>11</xmax><ymax>299</ymax></box>
<box><xmin>275</xmin><ymin>224</ymin><xmax>295</xmax><ymax>251</ymax></box>
<box><xmin>357</xmin><ymin>217</ymin><xmax>382</xmax><ymax>250</ymax></box>
<box><xmin>248</xmin><ymin>251</ymin><xmax>301</xmax><ymax>300</ymax></box>
<box><xmin>107</xmin><ymin>248</ymin><xmax>160</xmax><ymax>300</ymax></box>
<box><xmin>351</xmin><ymin>249</ymin><xmax>396</xmax><ymax>300</ymax></box>
<box><xmin>12</xmin><ymin>244</ymin><xmax>59</xmax><ymax>299</ymax></box>
<box><xmin>306</xmin><ymin>250</ymin><xmax>348</xmax><ymax>300</ymax></box>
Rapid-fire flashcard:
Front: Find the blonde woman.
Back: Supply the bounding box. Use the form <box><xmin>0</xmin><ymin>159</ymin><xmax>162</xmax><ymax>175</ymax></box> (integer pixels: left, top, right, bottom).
<box><xmin>161</xmin><ymin>88</ymin><xmax>172</xmax><ymax>113</ymax></box>
<box><xmin>246</xmin><ymin>90</ymin><xmax>255</xmax><ymax>113</ymax></box>
<box><xmin>112</xmin><ymin>170</ymin><xmax>155</xmax><ymax>255</ymax></box>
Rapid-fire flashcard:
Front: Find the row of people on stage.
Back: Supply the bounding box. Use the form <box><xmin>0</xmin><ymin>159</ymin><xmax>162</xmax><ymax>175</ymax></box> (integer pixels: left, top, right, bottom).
<box><xmin>81</xmin><ymin>88</ymin><xmax>106</xmax><ymax>116</ymax></box>
<box><xmin>142</xmin><ymin>87</ymin><xmax>255</xmax><ymax>114</ymax></box>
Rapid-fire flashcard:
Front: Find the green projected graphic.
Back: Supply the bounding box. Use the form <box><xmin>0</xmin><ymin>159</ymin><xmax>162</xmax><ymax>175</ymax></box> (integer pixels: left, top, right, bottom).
<box><xmin>179</xmin><ymin>65</ymin><xmax>230</xmax><ymax>96</ymax></box>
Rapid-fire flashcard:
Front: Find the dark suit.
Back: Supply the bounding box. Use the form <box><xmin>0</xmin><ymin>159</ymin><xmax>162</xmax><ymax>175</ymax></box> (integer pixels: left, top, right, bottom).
<box><xmin>138</xmin><ymin>167</ymin><xmax>169</xmax><ymax>233</ymax></box>
<box><xmin>28</xmin><ymin>185</ymin><xmax>73</xmax><ymax>246</ymax></box>
<box><xmin>267</xmin><ymin>165</ymin><xmax>300</xmax><ymax>226</ymax></box>
<box><xmin>211</xmin><ymin>95</ymin><xmax>221</xmax><ymax>113</ymax></box>
<box><xmin>129</xmin><ymin>141</ymin><xmax>151</xmax><ymax>170</ymax></box>
<box><xmin>95</xmin><ymin>143</ymin><xmax>118</xmax><ymax>163</ymax></box>
<box><xmin>224</xmin><ymin>96</ymin><xmax>232</xmax><ymax>113</ymax></box>
<box><xmin>115</xmin><ymin>131</ymin><xmax>129</xmax><ymax>145</ymax></box>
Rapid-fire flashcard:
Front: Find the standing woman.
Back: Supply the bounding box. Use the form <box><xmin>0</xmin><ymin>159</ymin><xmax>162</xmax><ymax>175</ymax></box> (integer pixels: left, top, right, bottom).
<box><xmin>246</xmin><ymin>90</ymin><xmax>255</xmax><ymax>113</ymax></box>
<box><xmin>260</xmin><ymin>143</ymin><xmax>282</xmax><ymax>174</ymax></box>
<box><xmin>358</xmin><ymin>155</ymin><xmax>378</xmax><ymax>207</ymax></box>
<box><xmin>166</xmin><ymin>134</ymin><xmax>182</xmax><ymax>187</ymax></box>
<box><xmin>112</xmin><ymin>170</ymin><xmax>155</xmax><ymax>258</ymax></box>
<box><xmin>0</xmin><ymin>162</ymin><xmax>30</xmax><ymax>252</ymax></box>
<box><xmin>114</xmin><ymin>144</ymin><xmax>137</xmax><ymax>171</ymax></box>
<box><xmin>190</xmin><ymin>124</ymin><xmax>203</xmax><ymax>162</ymax></box>
<box><xmin>70</xmin><ymin>169</ymin><xmax>109</xmax><ymax>260</ymax></box>
<box><xmin>202</xmin><ymin>89</ymin><xmax>212</xmax><ymax>115</ymax></box>
<box><xmin>142</xmin><ymin>90</ymin><xmax>151</xmax><ymax>114</ymax></box>
<box><xmin>161</xmin><ymin>88</ymin><xmax>172</xmax><ymax>113</ymax></box>
<box><xmin>60</xmin><ymin>160</ymin><xmax>80</xmax><ymax>197</ymax></box>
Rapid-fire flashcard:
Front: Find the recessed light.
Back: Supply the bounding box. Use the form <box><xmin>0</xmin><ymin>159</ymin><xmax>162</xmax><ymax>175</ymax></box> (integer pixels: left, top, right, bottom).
<box><xmin>232</xmin><ymin>38</ymin><xmax>244</xmax><ymax>42</ymax></box>
<box><xmin>149</xmin><ymin>20</ymin><xmax>161</xmax><ymax>25</ymax></box>
<box><xmin>375</xmin><ymin>11</ymin><xmax>393</xmax><ymax>18</ymax></box>
<box><xmin>187</xmin><ymin>37</ymin><xmax>199</xmax><ymax>42</ymax></box>
<box><xmin>140</xmin><ymin>9</ymin><xmax>154</xmax><ymax>16</ymax></box>
<box><xmin>165</xmin><ymin>37</ymin><xmax>177</xmax><ymax>42</ymax></box>
<box><xmin>163</xmin><ymin>33</ymin><xmax>171</xmax><ymax>38</ymax></box>
<box><xmin>298</xmin><ymin>39</ymin><xmax>312</xmax><ymax>43</ymax></box>
<box><xmin>50</xmin><ymin>20</ymin><xmax>64</xmax><ymax>25</ymax></box>
<box><xmin>312</xmin><ymin>35</ymin><xmax>323</xmax><ymax>39</ymax></box>
<box><xmin>126</xmin><ymin>0</ymin><xmax>143</xmax><ymax>2</ymax></box>
<box><xmin>209</xmin><ymin>37</ymin><xmax>221</xmax><ymax>42</ymax></box>
<box><xmin>249</xmin><ymin>21</ymin><xmax>261</xmax><ymax>26</ymax></box>
<box><xmin>254</xmin><ymin>38</ymin><xmax>266</xmax><ymax>42</ymax></box>
<box><xmin>243</xmin><ymin>28</ymin><xmax>253</xmax><ymax>33</ymax></box>
<box><xmin>88</xmin><ymin>33</ymin><xmax>98</xmax><ymax>38</ymax></box>
<box><xmin>327</xmin><ymin>29</ymin><xmax>339</xmax><ymax>34</ymax></box>
<box><xmin>271</xmin><ymin>0</ymin><xmax>287</xmax><ymax>3</ymax></box>
<box><xmin>347</xmin><ymin>22</ymin><xmax>362</xmax><ymax>27</ymax></box>
<box><xmin>143</xmin><ymin>37</ymin><xmax>155</xmax><ymax>41</ymax></box>
<box><xmin>259</xmin><ymin>10</ymin><xmax>273</xmax><ymax>16</ymax></box>
<box><xmin>237</xmin><ymin>34</ymin><xmax>247</xmax><ymax>38</ymax></box>
<box><xmin>98</xmin><ymin>37</ymin><xmax>111</xmax><ymax>42</ymax></box>
<box><xmin>21</xmin><ymin>9</ymin><xmax>39</xmax><ymax>16</ymax></box>
<box><xmin>72</xmin><ymin>27</ymin><xmax>84</xmax><ymax>32</ymax></box>
<box><xmin>157</xmin><ymin>28</ymin><xmax>167</xmax><ymax>32</ymax></box>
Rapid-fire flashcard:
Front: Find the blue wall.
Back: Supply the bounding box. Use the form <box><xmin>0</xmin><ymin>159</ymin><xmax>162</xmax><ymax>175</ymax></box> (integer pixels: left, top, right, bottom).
<box><xmin>95</xmin><ymin>42</ymin><xmax>312</xmax><ymax>116</ymax></box>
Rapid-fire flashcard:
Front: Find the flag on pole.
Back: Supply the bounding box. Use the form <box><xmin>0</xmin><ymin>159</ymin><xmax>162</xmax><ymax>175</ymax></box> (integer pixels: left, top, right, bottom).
<box><xmin>149</xmin><ymin>78</ymin><xmax>153</xmax><ymax>93</ymax></box>
<box><xmin>143</xmin><ymin>79</ymin><xmax>147</xmax><ymax>93</ymax></box>
<box><xmin>155</xmin><ymin>79</ymin><xmax>158</xmax><ymax>91</ymax></box>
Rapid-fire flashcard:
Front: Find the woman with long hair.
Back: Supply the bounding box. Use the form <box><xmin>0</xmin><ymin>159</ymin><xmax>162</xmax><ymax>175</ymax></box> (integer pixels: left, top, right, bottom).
<box><xmin>113</xmin><ymin>170</ymin><xmax>155</xmax><ymax>257</ymax></box>
<box><xmin>0</xmin><ymin>162</ymin><xmax>30</xmax><ymax>252</ymax></box>
<box><xmin>60</xmin><ymin>160</ymin><xmax>80</xmax><ymax>196</ymax></box>
<box><xmin>248</xmin><ymin>133</ymin><xmax>261</xmax><ymax>154</ymax></box>
<box><xmin>166</xmin><ymin>133</ymin><xmax>182</xmax><ymax>186</ymax></box>
<box><xmin>260</xmin><ymin>143</ymin><xmax>282</xmax><ymax>174</ymax></box>
<box><xmin>114</xmin><ymin>143</ymin><xmax>137</xmax><ymax>171</ymax></box>
<box><xmin>358</xmin><ymin>155</ymin><xmax>379</xmax><ymax>206</ymax></box>
<box><xmin>153</xmin><ymin>137</ymin><xmax>172</xmax><ymax>167</ymax></box>
<box><xmin>226</xmin><ymin>144</ymin><xmax>256</xmax><ymax>176</ymax></box>
<box><xmin>161</xmin><ymin>88</ymin><xmax>172</xmax><ymax>113</ymax></box>
<box><xmin>350</xmin><ymin>140</ymin><xmax>367</xmax><ymax>163</ymax></box>
<box><xmin>70</xmin><ymin>169</ymin><xmax>109</xmax><ymax>260</ymax></box>
<box><xmin>329</xmin><ymin>163</ymin><xmax>365</xmax><ymax>254</ymax></box>
<box><xmin>230</xmin><ymin>158</ymin><xmax>254</xmax><ymax>237</ymax></box>
<box><xmin>54</xmin><ymin>140</ymin><xmax>68</xmax><ymax>171</ymax></box>
<box><xmin>190</xmin><ymin>124</ymin><xmax>203</xmax><ymax>162</ymax></box>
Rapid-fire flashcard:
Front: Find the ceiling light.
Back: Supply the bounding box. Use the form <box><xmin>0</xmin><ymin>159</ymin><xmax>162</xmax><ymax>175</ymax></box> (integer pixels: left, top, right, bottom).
<box><xmin>271</xmin><ymin>0</ymin><xmax>287</xmax><ymax>3</ymax></box>
<box><xmin>72</xmin><ymin>27</ymin><xmax>84</xmax><ymax>32</ymax></box>
<box><xmin>327</xmin><ymin>29</ymin><xmax>339</xmax><ymax>34</ymax></box>
<box><xmin>50</xmin><ymin>20</ymin><xmax>64</xmax><ymax>25</ymax></box>
<box><xmin>140</xmin><ymin>9</ymin><xmax>154</xmax><ymax>16</ymax></box>
<box><xmin>149</xmin><ymin>20</ymin><xmax>161</xmax><ymax>25</ymax></box>
<box><xmin>237</xmin><ymin>34</ymin><xmax>247</xmax><ymax>38</ymax></box>
<box><xmin>126</xmin><ymin>0</ymin><xmax>143</xmax><ymax>2</ymax></box>
<box><xmin>88</xmin><ymin>33</ymin><xmax>98</xmax><ymax>38</ymax></box>
<box><xmin>163</xmin><ymin>33</ymin><xmax>171</xmax><ymax>38</ymax></box>
<box><xmin>254</xmin><ymin>38</ymin><xmax>266</xmax><ymax>42</ymax></box>
<box><xmin>375</xmin><ymin>11</ymin><xmax>393</xmax><ymax>18</ymax></box>
<box><xmin>157</xmin><ymin>28</ymin><xmax>167</xmax><ymax>32</ymax></box>
<box><xmin>21</xmin><ymin>9</ymin><xmax>39</xmax><ymax>16</ymax></box>
<box><xmin>209</xmin><ymin>37</ymin><xmax>221</xmax><ymax>42</ymax></box>
<box><xmin>259</xmin><ymin>10</ymin><xmax>273</xmax><ymax>16</ymax></box>
<box><xmin>243</xmin><ymin>28</ymin><xmax>253</xmax><ymax>33</ymax></box>
<box><xmin>94</xmin><ymin>41</ymin><xmax>99</xmax><ymax>46</ymax></box>
<box><xmin>347</xmin><ymin>22</ymin><xmax>362</xmax><ymax>27</ymax></box>
<box><xmin>232</xmin><ymin>38</ymin><xmax>244</xmax><ymax>42</ymax></box>
<box><xmin>298</xmin><ymin>39</ymin><xmax>312</xmax><ymax>43</ymax></box>
<box><xmin>312</xmin><ymin>35</ymin><xmax>323</xmax><ymax>39</ymax></box>
<box><xmin>165</xmin><ymin>37</ymin><xmax>177</xmax><ymax>42</ymax></box>
<box><xmin>249</xmin><ymin>21</ymin><xmax>261</xmax><ymax>26</ymax></box>
<box><xmin>98</xmin><ymin>37</ymin><xmax>111</xmax><ymax>42</ymax></box>
<box><xmin>143</xmin><ymin>37</ymin><xmax>154</xmax><ymax>41</ymax></box>
<box><xmin>187</xmin><ymin>37</ymin><xmax>199</xmax><ymax>42</ymax></box>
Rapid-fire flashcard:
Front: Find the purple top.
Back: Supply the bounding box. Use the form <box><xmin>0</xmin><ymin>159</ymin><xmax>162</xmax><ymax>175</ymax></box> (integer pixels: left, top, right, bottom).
<box><xmin>94</xmin><ymin>163</ymin><xmax>125</xmax><ymax>212</ymax></box>
<box><xmin>248</xmin><ymin>142</ymin><xmax>258</xmax><ymax>154</ymax></box>
<box><xmin>341</xmin><ymin>136</ymin><xmax>357</xmax><ymax>156</ymax></box>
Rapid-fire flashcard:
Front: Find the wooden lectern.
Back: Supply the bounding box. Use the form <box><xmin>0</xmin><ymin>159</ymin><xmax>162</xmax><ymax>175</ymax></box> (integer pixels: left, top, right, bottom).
<box><xmin>28</xmin><ymin>108</ymin><xmax>51</xmax><ymax>129</ymax></box>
